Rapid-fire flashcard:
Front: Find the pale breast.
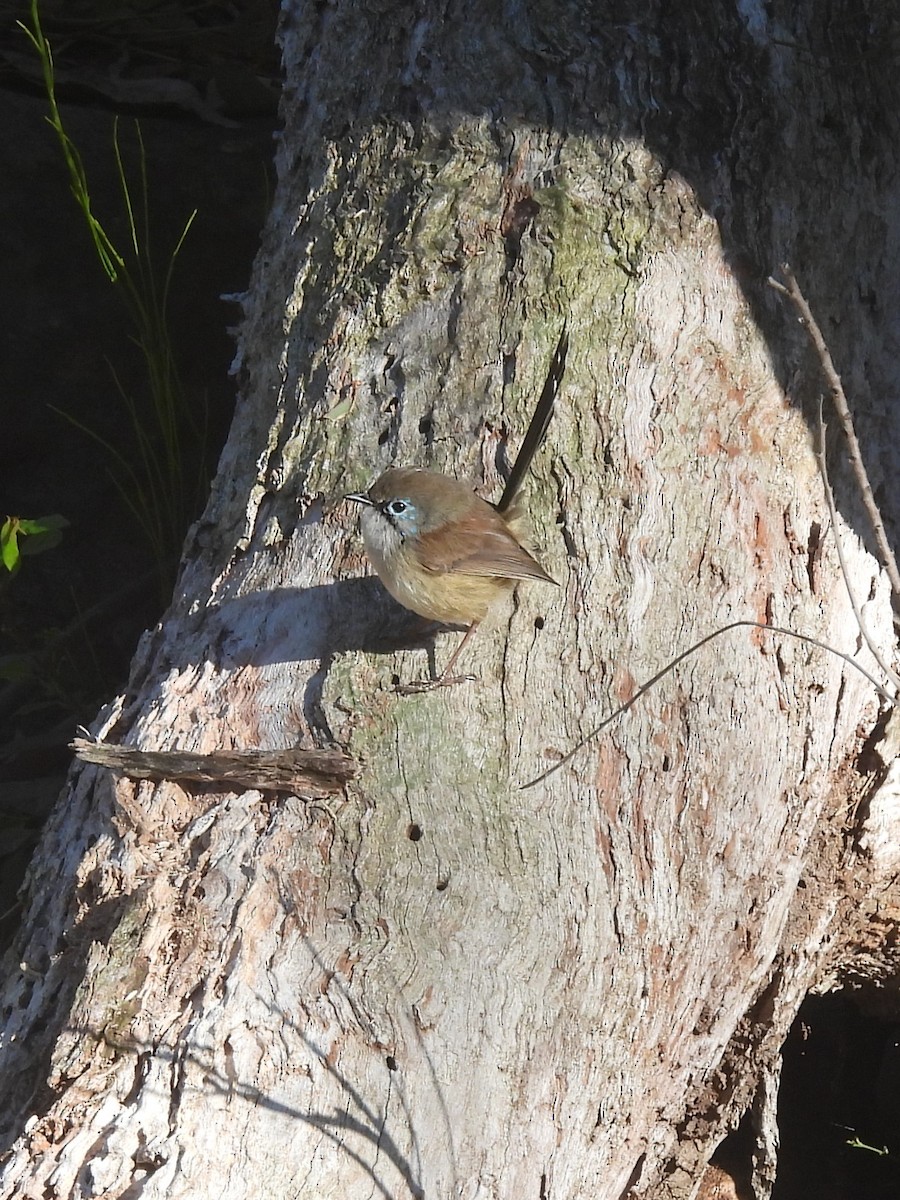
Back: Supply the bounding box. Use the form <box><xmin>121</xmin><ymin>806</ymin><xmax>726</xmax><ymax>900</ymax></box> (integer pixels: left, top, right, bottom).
<box><xmin>382</xmin><ymin>543</ymin><xmax>514</xmax><ymax>624</ymax></box>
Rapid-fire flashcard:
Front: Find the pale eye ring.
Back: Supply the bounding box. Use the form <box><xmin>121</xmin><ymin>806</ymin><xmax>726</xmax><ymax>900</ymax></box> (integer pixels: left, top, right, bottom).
<box><xmin>386</xmin><ymin>499</ymin><xmax>409</xmax><ymax>516</ymax></box>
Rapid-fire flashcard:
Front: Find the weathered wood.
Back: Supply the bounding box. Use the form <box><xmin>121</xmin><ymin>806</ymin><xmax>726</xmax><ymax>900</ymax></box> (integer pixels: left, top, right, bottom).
<box><xmin>70</xmin><ymin>738</ymin><xmax>358</xmax><ymax>796</ymax></box>
<box><xmin>2</xmin><ymin>2</ymin><xmax>900</xmax><ymax>1198</ymax></box>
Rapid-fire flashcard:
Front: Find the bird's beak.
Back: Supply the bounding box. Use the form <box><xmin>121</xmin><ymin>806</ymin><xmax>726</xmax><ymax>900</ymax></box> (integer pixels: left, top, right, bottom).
<box><xmin>345</xmin><ymin>492</ymin><xmax>373</xmax><ymax>507</ymax></box>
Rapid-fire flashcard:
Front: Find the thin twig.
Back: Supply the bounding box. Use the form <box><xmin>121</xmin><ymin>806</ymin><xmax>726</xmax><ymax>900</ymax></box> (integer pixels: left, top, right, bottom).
<box><xmin>813</xmin><ymin>397</ymin><xmax>900</xmax><ymax>690</ymax></box>
<box><xmin>526</xmin><ymin>267</ymin><xmax>899</xmax><ymax>789</ymax></box>
<box><xmin>521</xmin><ymin>620</ymin><xmax>894</xmax><ymax>789</ymax></box>
<box><xmin>768</xmin><ymin>264</ymin><xmax>900</xmax><ymax>599</ymax></box>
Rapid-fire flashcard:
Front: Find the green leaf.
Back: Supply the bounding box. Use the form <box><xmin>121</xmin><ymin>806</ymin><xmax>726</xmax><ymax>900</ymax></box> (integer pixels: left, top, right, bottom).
<box><xmin>1</xmin><ymin>514</ymin><xmax>68</xmax><ymax>568</ymax></box>
<box><xmin>16</xmin><ymin>514</ymin><xmax>69</xmax><ymax>557</ymax></box>
<box><xmin>1</xmin><ymin>518</ymin><xmax>20</xmax><ymax>571</ymax></box>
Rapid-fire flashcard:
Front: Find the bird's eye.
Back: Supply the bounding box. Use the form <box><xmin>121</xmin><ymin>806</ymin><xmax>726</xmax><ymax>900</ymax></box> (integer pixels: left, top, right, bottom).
<box><xmin>386</xmin><ymin>499</ymin><xmax>409</xmax><ymax>516</ymax></box>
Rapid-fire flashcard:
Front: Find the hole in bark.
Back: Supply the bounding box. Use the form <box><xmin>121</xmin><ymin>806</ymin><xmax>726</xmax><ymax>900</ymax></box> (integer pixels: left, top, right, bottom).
<box><xmin>436</xmin><ymin>877</ymin><xmax>449</xmax><ymax>891</ymax></box>
<box><xmin>386</xmin><ymin>1054</ymin><xmax>397</xmax><ymax>1071</ymax></box>
<box><xmin>407</xmin><ymin>822</ymin><xmax>423</xmax><ymax>841</ymax></box>
<box><xmin>534</xmin><ymin>615</ymin><xmax>545</xmax><ymax>630</ymax></box>
<box><xmin>806</xmin><ymin>520</ymin><xmax>822</xmax><ymax>589</ymax></box>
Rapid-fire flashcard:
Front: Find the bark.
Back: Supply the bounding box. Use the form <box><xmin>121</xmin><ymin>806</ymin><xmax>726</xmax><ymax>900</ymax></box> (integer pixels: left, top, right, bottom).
<box><xmin>3</xmin><ymin>2</ymin><xmax>900</xmax><ymax>1198</ymax></box>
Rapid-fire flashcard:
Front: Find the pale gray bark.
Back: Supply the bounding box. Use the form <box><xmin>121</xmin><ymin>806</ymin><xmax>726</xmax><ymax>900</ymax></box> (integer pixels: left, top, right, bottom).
<box><xmin>2</xmin><ymin>3</ymin><xmax>900</xmax><ymax>1198</ymax></box>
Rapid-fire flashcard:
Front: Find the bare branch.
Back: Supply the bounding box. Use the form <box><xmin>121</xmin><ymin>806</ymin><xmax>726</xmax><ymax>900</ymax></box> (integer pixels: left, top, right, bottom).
<box><xmin>71</xmin><ymin>738</ymin><xmax>358</xmax><ymax>798</ymax></box>
<box><xmin>768</xmin><ymin>264</ymin><xmax>900</xmax><ymax>599</ymax></box>
<box><xmin>813</xmin><ymin>398</ymin><xmax>900</xmax><ymax>691</ymax></box>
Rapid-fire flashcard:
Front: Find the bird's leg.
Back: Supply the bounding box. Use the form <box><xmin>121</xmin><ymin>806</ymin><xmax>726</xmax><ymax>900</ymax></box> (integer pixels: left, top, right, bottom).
<box><xmin>437</xmin><ymin>621</ymin><xmax>480</xmax><ymax>682</ymax></box>
<box><xmin>395</xmin><ymin>622</ymin><xmax>480</xmax><ymax>695</ymax></box>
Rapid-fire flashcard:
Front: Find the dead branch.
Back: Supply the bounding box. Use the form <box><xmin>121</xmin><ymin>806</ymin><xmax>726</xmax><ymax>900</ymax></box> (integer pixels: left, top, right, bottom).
<box><xmin>71</xmin><ymin>738</ymin><xmax>358</xmax><ymax>798</ymax></box>
<box><xmin>768</xmin><ymin>263</ymin><xmax>900</xmax><ymax>599</ymax></box>
<box><xmin>813</xmin><ymin>399</ymin><xmax>900</xmax><ymax>690</ymax></box>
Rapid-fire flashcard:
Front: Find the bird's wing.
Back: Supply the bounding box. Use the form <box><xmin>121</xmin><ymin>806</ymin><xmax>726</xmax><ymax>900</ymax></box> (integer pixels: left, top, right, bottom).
<box><xmin>414</xmin><ymin>513</ymin><xmax>556</xmax><ymax>584</ymax></box>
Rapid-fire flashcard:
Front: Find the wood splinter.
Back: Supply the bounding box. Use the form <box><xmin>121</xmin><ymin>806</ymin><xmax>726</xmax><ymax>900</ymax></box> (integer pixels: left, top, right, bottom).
<box><xmin>71</xmin><ymin>737</ymin><xmax>358</xmax><ymax>798</ymax></box>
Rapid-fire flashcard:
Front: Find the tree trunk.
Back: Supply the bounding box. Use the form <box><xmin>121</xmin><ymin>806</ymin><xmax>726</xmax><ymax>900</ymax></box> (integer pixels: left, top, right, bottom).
<box><xmin>3</xmin><ymin>2</ymin><xmax>899</xmax><ymax>1198</ymax></box>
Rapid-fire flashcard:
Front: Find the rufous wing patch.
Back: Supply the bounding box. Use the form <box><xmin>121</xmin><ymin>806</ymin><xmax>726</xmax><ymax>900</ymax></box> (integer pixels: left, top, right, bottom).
<box><xmin>414</xmin><ymin>513</ymin><xmax>555</xmax><ymax>584</ymax></box>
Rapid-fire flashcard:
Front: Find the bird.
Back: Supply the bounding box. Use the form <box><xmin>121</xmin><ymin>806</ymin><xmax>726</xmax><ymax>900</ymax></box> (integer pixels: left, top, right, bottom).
<box><xmin>346</xmin><ymin>328</ymin><xmax>568</xmax><ymax>691</ymax></box>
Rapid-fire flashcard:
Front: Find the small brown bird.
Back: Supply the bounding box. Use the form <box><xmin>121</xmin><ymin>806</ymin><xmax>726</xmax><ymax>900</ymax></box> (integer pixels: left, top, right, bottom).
<box><xmin>347</xmin><ymin>329</ymin><xmax>567</xmax><ymax>690</ymax></box>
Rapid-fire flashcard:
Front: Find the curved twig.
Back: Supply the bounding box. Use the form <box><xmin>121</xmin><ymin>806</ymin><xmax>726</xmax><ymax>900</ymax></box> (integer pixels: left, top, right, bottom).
<box><xmin>521</xmin><ymin>620</ymin><xmax>894</xmax><ymax>789</ymax></box>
